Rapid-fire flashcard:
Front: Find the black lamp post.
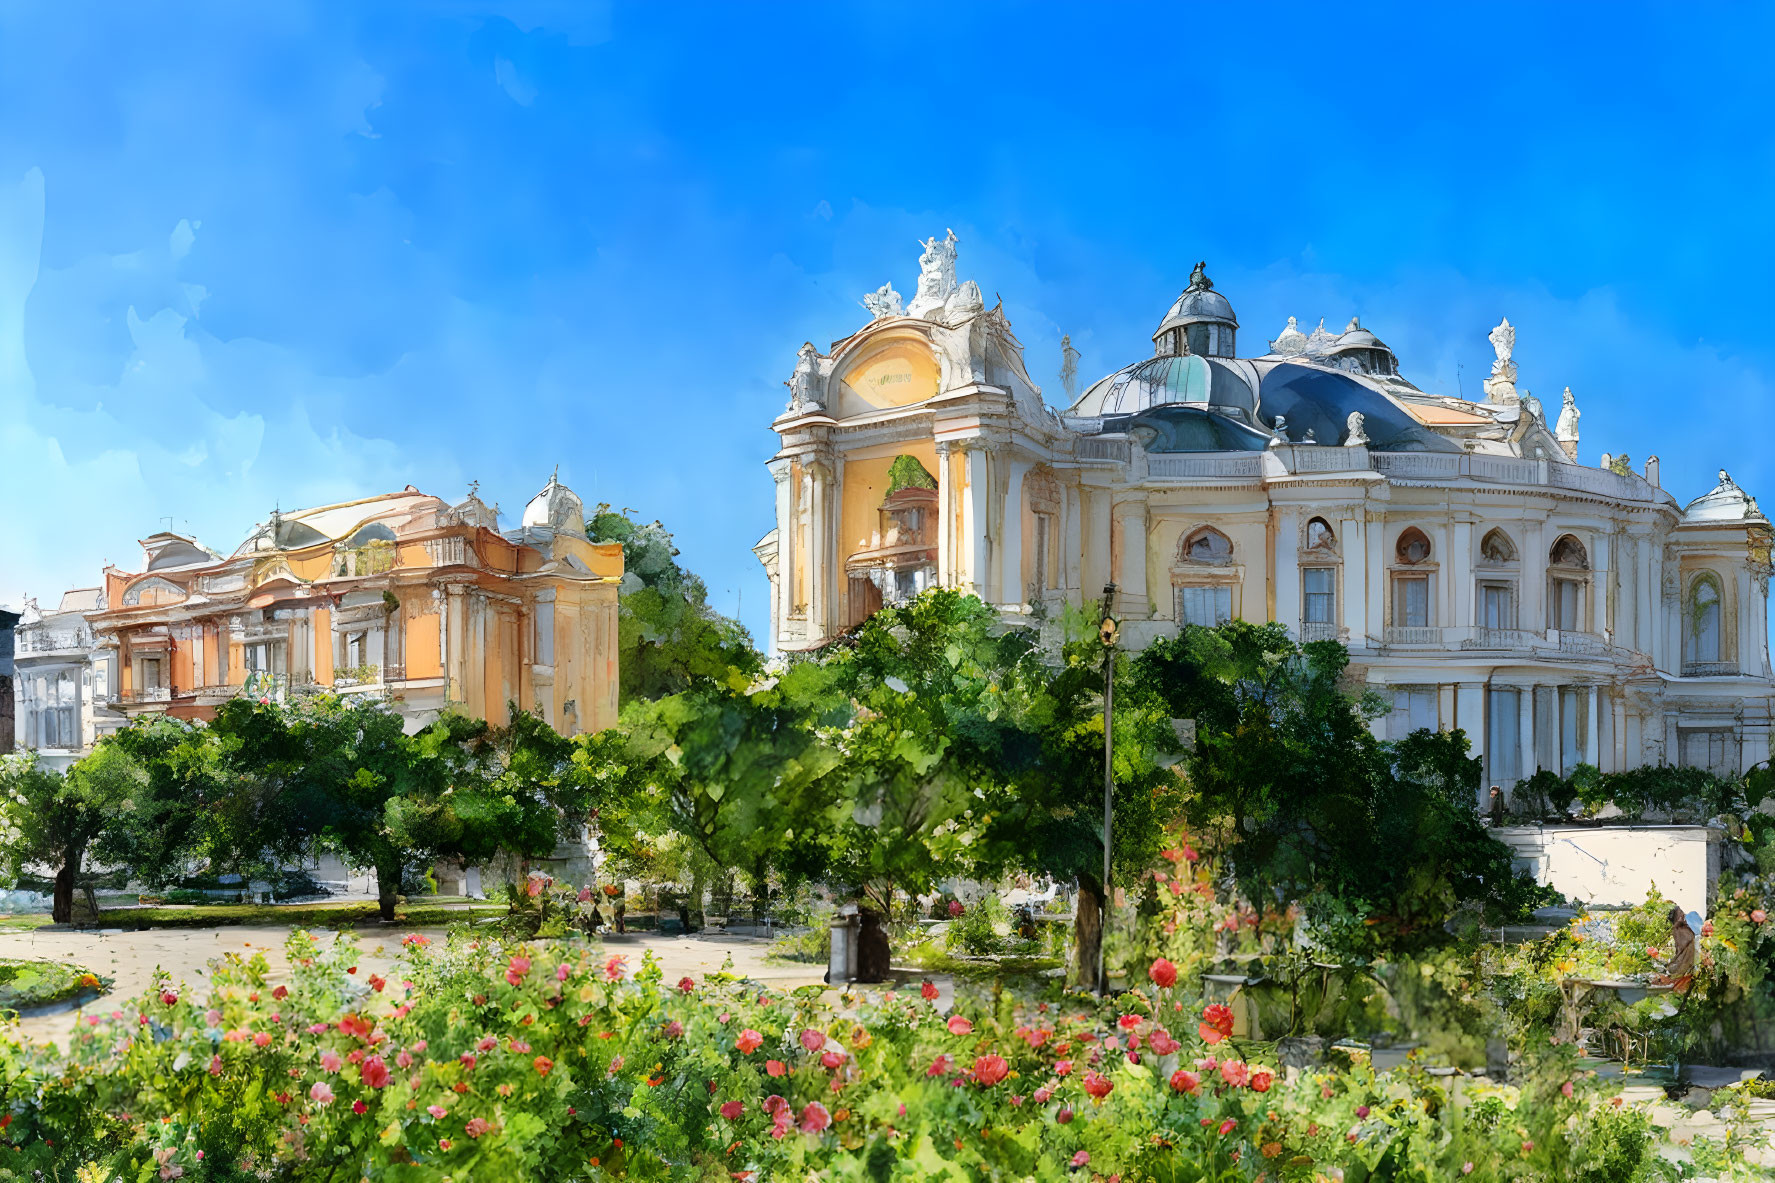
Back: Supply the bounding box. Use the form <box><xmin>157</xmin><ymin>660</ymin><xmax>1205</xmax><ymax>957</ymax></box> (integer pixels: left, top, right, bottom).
<box><xmin>1097</xmin><ymin>582</ymin><xmax>1119</xmax><ymax>996</ymax></box>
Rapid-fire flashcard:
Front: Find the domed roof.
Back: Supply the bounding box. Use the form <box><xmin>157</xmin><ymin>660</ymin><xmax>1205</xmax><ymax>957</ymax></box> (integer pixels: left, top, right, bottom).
<box><xmin>521</xmin><ymin>471</ymin><xmax>587</xmax><ymax>535</ymax></box>
<box><xmin>1257</xmin><ymin>364</ymin><xmax>1459</xmax><ymax>453</ymax></box>
<box><xmin>1331</xmin><ymin>317</ymin><xmax>1389</xmax><ymax>354</ymax></box>
<box><xmin>1153</xmin><ymin>261</ymin><xmax>1238</xmax><ymax>337</ymax></box>
<box><xmin>1069</xmin><ymin>354</ymin><xmax>1256</xmax><ymax>418</ymax></box>
<box><xmin>1684</xmin><ymin>471</ymin><xmax>1764</xmax><ymax>523</ymax></box>
<box><xmin>1126</xmin><ymin>405</ymin><xmax>1272</xmax><ymax>452</ymax></box>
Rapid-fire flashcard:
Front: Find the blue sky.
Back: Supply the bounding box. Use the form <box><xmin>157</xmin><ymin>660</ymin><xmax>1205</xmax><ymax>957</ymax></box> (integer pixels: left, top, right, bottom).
<box><xmin>3</xmin><ymin>2</ymin><xmax>1773</xmax><ymax>645</ymax></box>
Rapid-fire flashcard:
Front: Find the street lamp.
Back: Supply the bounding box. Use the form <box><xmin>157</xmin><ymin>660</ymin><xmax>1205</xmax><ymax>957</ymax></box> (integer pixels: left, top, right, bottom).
<box><xmin>1097</xmin><ymin>582</ymin><xmax>1119</xmax><ymax>996</ymax></box>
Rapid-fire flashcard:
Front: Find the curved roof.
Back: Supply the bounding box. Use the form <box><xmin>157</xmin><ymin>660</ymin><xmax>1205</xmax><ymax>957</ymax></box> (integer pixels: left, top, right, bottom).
<box><xmin>1154</xmin><ymin>286</ymin><xmax>1238</xmax><ymax>335</ymax></box>
<box><xmin>1331</xmin><ymin>317</ymin><xmax>1387</xmax><ymax>353</ymax></box>
<box><xmin>230</xmin><ymin>491</ymin><xmax>443</xmax><ymax>557</ymax></box>
<box><xmin>1127</xmin><ymin>405</ymin><xmax>1272</xmax><ymax>452</ymax></box>
<box><xmin>522</xmin><ymin>474</ymin><xmax>588</xmax><ymax>535</ymax></box>
<box><xmin>1070</xmin><ymin>354</ymin><xmax>1256</xmax><ymax>418</ymax></box>
<box><xmin>1683</xmin><ymin>472</ymin><xmax>1765</xmax><ymax>523</ymax></box>
<box><xmin>1256</xmin><ymin>363</ymin><xmax>1460</xmax><ymax>452</ymax></box>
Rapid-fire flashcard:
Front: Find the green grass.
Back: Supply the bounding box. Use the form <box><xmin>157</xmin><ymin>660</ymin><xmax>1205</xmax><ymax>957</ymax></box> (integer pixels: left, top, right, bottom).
<box><xmin>0</xmin><ymin>899</ymin><xmax>507</xmax><ymax>933</ymax></box>
<box><xmin>0</xmin><ymin>958</ymin><xmax>111</xmax><ymax>1011</ymax></box>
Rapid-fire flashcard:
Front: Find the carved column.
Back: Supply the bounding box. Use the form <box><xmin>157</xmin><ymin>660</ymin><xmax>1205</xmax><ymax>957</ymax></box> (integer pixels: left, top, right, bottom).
<box><xmin>1585</xmin><ymin>684</ymin><xmax>1600</xmax><ymax>768</ymax></box>
<box><xmin>934</xmin><ymin>442</ymin><xmax>953</xmax><ymax>586</ymax></box>
<box><xmin>1000</xmin><ymin>458</ymin><xmax>1028</xmax><ymax>607</ymax></box>
<box><xmin>808</xmin><ymin>461</ymin><xmax>830</xmax><ymax>642</ymax></box>
<box><xmin>1083</xmin><ymin>487</ymin><xmax>1111</xmax><ymax>596</ymax></box>
<box><xmin>964</xmin><ymin>444</ymin><xmax>990</xmax><ymax>598</ymax></box>
<box><xmin>769</xmin><ymin>459</ymin><xmax>795</xmax><ymax>643</ymax></box>
<box><xmin>1274</xmin><ymin>508</ymin><xmax>1301</xmax><ymax>633</ymax></box>
<box><xmin>1113</xmin><ymin>500</ymin><xmax>1149</xmax><ymax>618</ymax></box>
<box><xmin>1519</xmin><ymin>683</ymin><xmax>1536</xmax><ymax>781</ymax></box>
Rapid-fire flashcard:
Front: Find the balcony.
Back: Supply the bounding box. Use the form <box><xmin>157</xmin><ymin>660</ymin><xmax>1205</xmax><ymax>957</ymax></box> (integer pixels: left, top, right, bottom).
<box><xmin>119</xmin><ymin>686</ymin><xmax>172</xmax><ymax>705</ymax></box>
<box><xmin>1299</xmin><ymin>621</ymin><xmax>1342</xmax><ymax>643</ymax></box>
<box><xmin>1681</xmin><ymin>662</ymin><xmax>1740</xmax><ymax>678</ymax></box>
<box><xmin>1460</xmin><ymin>628</ymin><xmax>1542</xmax><ymax>651</ymax></box>
<box><xmin>1383</xmin><ymin>626</ymin><xmax>1444</xmax><ymax>647</ymax></box>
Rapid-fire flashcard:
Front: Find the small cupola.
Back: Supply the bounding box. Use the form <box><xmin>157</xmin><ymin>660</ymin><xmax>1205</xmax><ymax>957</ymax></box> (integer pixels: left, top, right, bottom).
<box><xmin>1152</xmin><ymin>261</ymin><xmax>1238</xmax><ymax>359</ymax></box>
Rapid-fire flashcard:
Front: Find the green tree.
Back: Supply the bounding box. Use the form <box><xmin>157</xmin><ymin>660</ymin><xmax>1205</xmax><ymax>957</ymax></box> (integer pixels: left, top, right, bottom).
<box><xmin>0</xmin><ymin>746</ymin><xmax>145</xmax><ymax>923</ymax></box>
<box><xmin>586</xmin><ymin>506</ymin><xmax>762</xmax><ymax>703</ymax></box>
<box><xmin>624</xmin><ymin>664</ymin><xmax>842</xmax><ymax>920</ymax></box>
<box><xmin>99</xmin><ymin>715</ymin><xmax>222</xmax><ymax>889</ymax></box>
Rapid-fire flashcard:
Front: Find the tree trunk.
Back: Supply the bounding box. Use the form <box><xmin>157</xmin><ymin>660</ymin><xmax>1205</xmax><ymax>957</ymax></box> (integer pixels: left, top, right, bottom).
<box><xmin>375</xmin><ymin>853</ymin><xmax>401</xmax><ymax>922</ymax></box>
<box><xmin>52</xmin><ymin>846</ymin><xmax>81</xmax><ymax>925</ymax></box>
<box><xmin>1072</xmin><ymin>873</ymin><xmax>1105</xmax><ymax>994</ymax></box>
<box><xmin>855</xmin><ymin>907</ymin><xmax>891</xmax><ymax>982</ymax></box>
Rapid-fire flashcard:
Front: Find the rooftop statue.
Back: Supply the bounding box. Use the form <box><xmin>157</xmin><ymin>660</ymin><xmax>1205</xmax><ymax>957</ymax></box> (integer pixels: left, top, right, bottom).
<box><xmin>1484</xmin><ymin>317</ymin><xmax>1520</xmax><ymax>404</ymax></box>
<box><xmin>861</xmin><ymin>282</ymin><xmax>903</xmax><ymax>320</ymax></box>
<box><xmin>1489</xmin><ymin>317</ymin><xmax>1516</xmax><ymax>366</ymax></box>
<box><xmin>1554</xmin><ymin>386</ymin><xmax>1580</xmax><ymax>445</ymax></box>
<box><xmin>784</xmin><ymin>341</ymin><xmax>823</xmax><ymax>413</ymax></box>
<box><xmin>1187</xmin><ymin>260</ymin><xmax>1213</xmax><ymax>291</ymax></box>
<box><xmin>908</xmin><ymin>229</ymin><xmax>959</xmax><ymax>319</ymax></box>
<box><xmin>1344</xmin><ymin>411</ymin><xmax>1369</xmax><ymax>446</ymax></box>
<box><xmin>1060</xmin><ymin>333</ymin><xmax>1080</xmax><ymax>400</ymax></box>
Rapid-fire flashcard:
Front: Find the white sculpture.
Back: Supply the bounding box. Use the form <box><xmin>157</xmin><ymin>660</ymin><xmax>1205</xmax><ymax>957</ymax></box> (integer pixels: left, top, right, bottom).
<box><xmin>1271</xmin><ymin>316</ymin><xmax>1308</xmax><ymax>356</ymax></box>
<box><xmin>861</xmin><ymin>282</ymin><xmax>902</xmax><ymax>320</ymax></box>
<box><xmin>944</xmin><ymin>279</ymin><xmax>984</xmax><ymax>319</ymax></box>
<box><xmin>1344</xmin><ymin>411</ymin><xmax>1369</xmax><ymax>446</ymax></box>
<box><xmin>1060</xmin><ymin>334</ymin><xmax>1080</xmax><ymax>400</ymax></box>
<box><xmin>1489</xmin><ymin>318</ymin><xmax>1516</xmax><ymax>368</ymax></box>
<box><xmin>1268</xmin><ymin>415</ymin><xmax>1289</xmax><ymax>447</ymax></box>
<box><xmin>1554</xmin><ymin>386</ymin><xmax>1580</xmax><ymax>442</ymax></box>
<box><xmin>908</xmin><ymin>229</ymin><xmax>959</xmax><ymax>319</ymax></box>
<box><xmin>785</xmin><ymin>342</ymin><xmax>822</xmax><ymax>413</ymax></box>
<box><xmin>1483</xmin><ymin>317</ymin><xmax>1520</xmax><ymax>404</ymax></box>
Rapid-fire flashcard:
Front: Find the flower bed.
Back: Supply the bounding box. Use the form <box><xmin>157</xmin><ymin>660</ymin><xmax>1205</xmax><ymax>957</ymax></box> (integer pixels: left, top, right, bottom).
<box><xmin>0</xmin><ymin>958</ymin><xmax>108</xmax><ymax>1014</ymax></box>
<box><xmin>0</xmin><ymin>933</ymin><xmax>1759</xmax><ymax>1180</ymax></box>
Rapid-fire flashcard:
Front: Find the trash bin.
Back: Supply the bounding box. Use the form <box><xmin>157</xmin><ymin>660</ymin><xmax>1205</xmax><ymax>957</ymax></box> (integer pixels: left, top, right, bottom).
<box><xmin>827</xmin><ymin>907</ymin><xmax>860</xmax><ymax>984</ymax></box>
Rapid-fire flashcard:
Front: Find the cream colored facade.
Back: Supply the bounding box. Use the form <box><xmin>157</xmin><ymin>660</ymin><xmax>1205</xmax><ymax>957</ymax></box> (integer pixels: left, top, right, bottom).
<box><xmin>758</xmin><ymin>241</ymin><xmax>1775</xmax><ymax>793</ymax></box>
<box><xmin>86</xmin><ymin>476</ymin><xmax>622</xmax><ymax>736</ymax></box>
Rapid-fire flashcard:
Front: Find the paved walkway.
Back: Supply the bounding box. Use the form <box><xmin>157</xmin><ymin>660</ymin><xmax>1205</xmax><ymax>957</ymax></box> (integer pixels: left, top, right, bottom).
<box><xmin>0</xmin><ymin>923</ymin><xmax>827</xmax><ymax>1050</ymax></box>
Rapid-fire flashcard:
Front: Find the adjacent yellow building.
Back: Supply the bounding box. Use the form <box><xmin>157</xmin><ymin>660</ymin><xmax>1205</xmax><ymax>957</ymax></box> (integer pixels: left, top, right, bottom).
<box><xmin>89</xmin><ymin>475</ymin><xmax>622</xmax><ymax>735</ymax></box>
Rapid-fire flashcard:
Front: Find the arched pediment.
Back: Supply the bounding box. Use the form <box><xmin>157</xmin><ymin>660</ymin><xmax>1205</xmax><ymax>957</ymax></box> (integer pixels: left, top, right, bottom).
<box><xmin>121</xmin><ymin>576</ymin><xmax>187</xmax><ymax>607</ymax></box>
<box><xmin>832</xmin><ymin>330</ymin><xmax>942</xmax><ymax>419</ymax></box>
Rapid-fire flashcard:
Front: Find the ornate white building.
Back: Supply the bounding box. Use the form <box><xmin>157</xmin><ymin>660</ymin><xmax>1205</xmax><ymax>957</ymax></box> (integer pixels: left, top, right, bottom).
<box><xmin>10</xmin><ymin>588</ymin><xmax>125</xmax><ymax>771</ymax></box>
<box><xmin>757</xmin><ymin>240</ymin><xmax>1775</xmax><ymax>791</ymax></box>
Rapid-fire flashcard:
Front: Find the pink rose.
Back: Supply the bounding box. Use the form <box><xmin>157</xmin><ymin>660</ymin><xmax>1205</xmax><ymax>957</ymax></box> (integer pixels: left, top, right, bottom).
<box><xmin>1170</xmin><ymin>1068</ymin><xmax>1200</xmax><ymax>1094</ymax></box>
<box><xmin>820</xmin><ymin>1050</ymin><xmax>845</xmax><ymax>1070</ymax></box>
<box><xmin>972</xmin><ymin>1054</ymin><xmax>1009</xmax><ymax>1087</ymax></box>
<box><xmin>309</xmin><ymin>1082</ymin><xmax>334</xmax><ymax>1105</ymax></box>
<box><xmin>361</xmin><ymin>1056</ymin><xmax>390</xmax><ymax>1089</ymax></box>
<box><xmin>505</xmin><ymin>955</ymin><xmax>530</xmax><ymax>986</ymax></box>
<box><xmin>465</xmin><ymin>1117</ymin><xmax>492</xmax><ymax>1139</ymax></box>
<box><xmin>1056</xmin><ymin>1106</ymin><xmax>1074</xmax><ymax>1124</ymax></box>
<box><xmin>946</xmin><ymin>1015</ymin><xmax>973</xmax><ymax>1036</ymax></box>
<box><xmin>720</xmin><ymin>1100</ymin><xmax>744</xmax><ymax>1120</ymax></box>
<box><xmin>604</xmin><ymin>955</ymin><xmax>628</xmax><ymax>981</ymax></box>
<box><xmin>1071</xmin><ymin>1151</ymin><xmax>1090</xmax><ymax>1167</ymax></box>
<box><xmin>800</xmin><ymin>1028</ymin><xmax>826</xmax><ymax>1053</ymax></box>
<box><xmin>798</xmin><ymin>1102</ymin><xmax>831</xmax><ymax>1134</ymax></box>
<box><xmin>1032</xmin><ymin>1087</ymin><xmax>1052</xmax><ymax>1103</ymax></box>
<box><xmin>1754</xmin><ymin>909</ymin><xmax>1767</xmax><ymax>924</ymax></box>
<box><xmin>207</xmin><ymin>1054</ymin><xmax>222</xmax><ymax>1077</ymax></box>
<box><xmin>427</xmin><ymin>1104</ymin><xmax>448</xmax><ymax>1120</ymax></box>
<box><xmin>319</xmin><ymin>1051</ymin><xmax>342</xmax><ymax>1073</ymax></box>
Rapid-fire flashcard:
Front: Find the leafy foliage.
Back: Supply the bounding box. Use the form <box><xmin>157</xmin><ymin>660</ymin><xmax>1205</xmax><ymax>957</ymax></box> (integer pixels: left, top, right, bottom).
<box><xmin>586</xmin><ymin>505</ymin><xmax>762</xmax><ymax>704</ymax></box>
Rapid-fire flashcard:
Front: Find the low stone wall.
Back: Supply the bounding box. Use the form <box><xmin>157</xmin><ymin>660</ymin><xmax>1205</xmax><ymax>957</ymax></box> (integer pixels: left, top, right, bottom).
<box><xmin>1493</xmin><ymin>824</ymin><xmax>1723</xmax><ymax>916</ymax></box>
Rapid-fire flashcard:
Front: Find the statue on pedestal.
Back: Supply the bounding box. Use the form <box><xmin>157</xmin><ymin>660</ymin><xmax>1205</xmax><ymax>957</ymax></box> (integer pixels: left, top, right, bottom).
<box><xmin>1060</xmin><ymin>333</ymin><xmax>1080</xmax><ymax>400</ymax></box>
<box><xmin>1344</xmin><ymin>411</ymin><xmax>1370</xmax><ymax>446</ymax></box>
<box><xmin>908</xmin><ymin>229</ymin><xmax>959</xmax><ymax>319</ymax></box>
<box><xmin>1483</xmin><ymin>317</ymin><xmax>1520</xmax><ymax>404</ymax></box>
<box><xmin>784</xmin><ymin>342</ymin><xmax>823</xmax><ymax>414</ymax></box>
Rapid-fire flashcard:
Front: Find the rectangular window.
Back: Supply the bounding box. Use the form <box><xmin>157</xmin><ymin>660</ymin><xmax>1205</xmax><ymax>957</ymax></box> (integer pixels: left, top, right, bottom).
<box><xmin>1488</xmin><ymin>688</ymin><xmax>1521</xmax><ymax>784</ymax></box>
<box><xmin>1394</xmin><ymin>575</ymin><xmax>1429</xmax><ymax>627</ymax></box>
<box><xmin>1033</xmin><ymin>514</ymin><xmax>1052</xmax><ymax>593</ymax></box>
<box><xmin>1388</xmin><ymin>687</ymin><xmax>1439</xmax><ymax>739</ymax></box>
<box><xmin>1481</xmin><ymin>583</ymin><xmax>1516</xmax><ymax>630</ymax></box>
<box><xmin>1680</xmin><ymin>729</ymin><xmax>1736</xmax><ymax>775</ymax></box>
<box><xmin>1554</xmin><ymin>579</ymin><xmax>1582</xmax><ymax>632</ymax></box>
<box><xmin>138</xmin><ymin>657</ymin><xmax>163</xmax><ymax>689</ymax></box>
<box><xmin>344</xmin><ymin>631</ymin><xmax>368</xmax><ymax>669</ymax></box>
<box><xmin>1303</xmin><ymin>568</ymin><xmax>1336</xmax><ymax>624</ymax></box>
<box><xmin>1175</xmin><ymin>585</ymin><xmax>1232</xmax><ymax>628</ymax></box>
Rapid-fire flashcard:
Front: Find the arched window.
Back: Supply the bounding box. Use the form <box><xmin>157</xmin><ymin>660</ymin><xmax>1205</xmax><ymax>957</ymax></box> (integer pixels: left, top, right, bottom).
<box><xmin>1549</xmin><ymin>534</ymin><xmax>1589</xmax><ymax>570</ymax></box>
<box><xmin>1548</xmin><ymin>534</ymin><xmax>1590</xmax><ymax>632</ymax></box>
<box><xmin>1305</xmin><ymin>518</ymin><xmax>1336</xmax><ymax>551</ymax></box>
<box><xmin>1182</xmin><ymin>527</ymin><xmax>1234</xmax><ymax>564</ymax></box>
<box><xmin>1395</xmin><ymin>528</ymin><xmax>1432</xmax><ymax>564</ymax></box>
<box><xmin>1690</xmin><ymin>575</ymin><xmax>1722</xmax><ymax>664</ymax></box>
<box><xmin>1475</xmin><ymin>529</ymin><xmax>1519</xmax><ymax>631</ymax></box>
<box><xmin>1479</xmin><ymin>528</ymin><xmax>1517</xmax><ymax>564</ymax></box>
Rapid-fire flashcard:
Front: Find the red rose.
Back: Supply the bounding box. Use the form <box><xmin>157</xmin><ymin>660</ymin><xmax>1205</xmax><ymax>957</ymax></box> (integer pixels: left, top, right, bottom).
<box><xmin>1148</xmin><ymin>958</ymin><xmax>1178</xmax><ymax>989</ymax></box>
<box><xmin>534</xmin><ymin>1055</ymin><xmax>553</xmax><ymax>1077</ymax></box>
<box><xmin>1170</xmin><ymin>1068</ymin><xmax>1200</xmax><ymax>1094</ymax></box>
<box><xmin>972</xmin><ymin>1054</ymin><xmax>1009</xmax><ymax>1087</ymax></box>
<box><xmin>1082</xmin><ymin>1070</ymin><xmax>1114</xmax><ymax>1099</ymax></box>
<box><xmin>360</xmin><ymin>1056</ymin><xmax>390</xmax><ymax>1089</ymax></box>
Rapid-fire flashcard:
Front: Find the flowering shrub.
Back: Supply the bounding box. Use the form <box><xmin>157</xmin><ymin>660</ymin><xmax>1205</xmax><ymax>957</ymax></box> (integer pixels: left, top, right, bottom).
<box><xmin>0</xmin><ymin>932</ymin><xmax>1754</xmax><ymax>1180</ymax></box>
